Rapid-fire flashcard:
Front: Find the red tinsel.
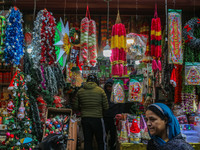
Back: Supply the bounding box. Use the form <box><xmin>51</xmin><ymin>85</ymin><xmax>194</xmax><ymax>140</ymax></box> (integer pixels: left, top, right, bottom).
<box><xmin>40</xmin><ymin>10</ymin><xmax>56</xmax><ymax>65</ymax></box>
<box><xmin>174</xmin><ymin>65</ymin><xmax>183</xmax><ymax>104</ymax></box>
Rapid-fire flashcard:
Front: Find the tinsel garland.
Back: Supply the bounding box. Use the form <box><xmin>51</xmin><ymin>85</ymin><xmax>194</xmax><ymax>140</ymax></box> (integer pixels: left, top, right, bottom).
<box><xmin>31</xmin><ymin>9</ymin><xmax>56</xmax><ymax>67</ymax></box>
<box><xmin>183</xmin><ymin>18</ymin><xmax>200</xmax><ymax>50</ymax></box>
<box><xmin>40</xmin><ymin>10</ymin><xmax>56</xmax><ymax>64</ymax></box>
<box><xmin>54</xmin><ymin>22</ymin><xmax>63</xmax><ymax>66</ymax></box>
<box><xmin>44</xmin><ymin>66</ymin><xmax>58</xmax><ymax>96</ymax></box>
<box><xmin>174</xmin><ymin>64</ymin><xmax>183</xmax><ymax>103</ymax></box>
<box><xmin>31</xmin><ymin>10</ymin><xmax>44</xmax><ymax>68</ymax></box>
<box><xmin>4</xmin><ymin>7</ymin><xmax>24</xmax><ymax>65</ymax></box>
<box><xmin>0</xmin><ymin>16</ymin><xmax>6</xmax><ymax>57</ymax></box>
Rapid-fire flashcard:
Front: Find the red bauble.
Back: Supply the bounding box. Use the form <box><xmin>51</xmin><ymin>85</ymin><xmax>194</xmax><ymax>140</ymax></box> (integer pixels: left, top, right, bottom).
<box><xmin>2</xmin><ymin>141</ymin><xmax>5</xmax><ymax>145</ymax></box>
<box><xmin>10</xmin><ymin>134</ymin><xmax>14</xmax><ymax>138</ymax></box>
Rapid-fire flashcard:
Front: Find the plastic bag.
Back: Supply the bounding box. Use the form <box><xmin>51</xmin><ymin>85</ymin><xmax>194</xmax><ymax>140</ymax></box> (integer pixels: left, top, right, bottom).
<box><xmin>111</xmin><ymin>80</ymin><xmax>125</xmax><ymax>103</ymax></box>
<box><xmin>128</xmin><ymin>75</ymin><xmax>144</xmax><ymax>102</ymax></box>
<box><xmin>126</xmin><ymin>33</ymin><xmax>148</xmax><ymax>60</ymax></box>
<box><xmin>140</xmin><ymin>115</ymin><xmax>150</xmax><ymax>140</ymax></box>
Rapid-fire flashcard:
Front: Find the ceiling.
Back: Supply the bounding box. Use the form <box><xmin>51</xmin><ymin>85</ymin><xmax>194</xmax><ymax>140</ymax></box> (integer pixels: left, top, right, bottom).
<box><xmin>2</xmin><ymin>0</ymin><xmax>200</xmax><ymax>17</ymax></box>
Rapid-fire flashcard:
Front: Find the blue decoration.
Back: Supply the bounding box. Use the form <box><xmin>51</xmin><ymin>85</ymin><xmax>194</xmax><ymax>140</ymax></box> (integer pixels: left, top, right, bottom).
<box><xmin>56</xmin><ymin>124</ymin><xmax>61</xmax><ymax>128</ymax></box>
<box><xmin>4</xmin><ymin>7</ymin><xmax>24</xmax><ymax>65</ymax></box>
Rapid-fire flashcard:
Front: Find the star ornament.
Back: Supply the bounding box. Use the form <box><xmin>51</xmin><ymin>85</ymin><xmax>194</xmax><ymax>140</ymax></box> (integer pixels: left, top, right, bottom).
<box><xmin>54</xmin><ymin>18</ymin><xmax>71</xmax><ymax>69</ymax></box>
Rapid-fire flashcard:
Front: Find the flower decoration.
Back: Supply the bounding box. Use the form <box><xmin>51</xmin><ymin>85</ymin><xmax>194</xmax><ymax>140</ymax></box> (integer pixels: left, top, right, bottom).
<box><xmin>54</xmin><ymin>18</ymin><xmax>71</xmax><ymax>69</ymax></box>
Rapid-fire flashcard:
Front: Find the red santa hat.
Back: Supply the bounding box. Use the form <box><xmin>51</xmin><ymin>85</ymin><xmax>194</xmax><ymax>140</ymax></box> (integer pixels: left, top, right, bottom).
<box><xmin>130</xmin><ymin>119</ymin><xmax>140</xmax><ymax>134</ymax></box>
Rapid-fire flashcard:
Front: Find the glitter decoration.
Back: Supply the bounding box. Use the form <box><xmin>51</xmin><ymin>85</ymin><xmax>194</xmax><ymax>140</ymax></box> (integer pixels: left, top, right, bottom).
<box><xmin>4</xmin><ymin>7</ymin><xmax>24</xmax><ymax>65</ymax></box>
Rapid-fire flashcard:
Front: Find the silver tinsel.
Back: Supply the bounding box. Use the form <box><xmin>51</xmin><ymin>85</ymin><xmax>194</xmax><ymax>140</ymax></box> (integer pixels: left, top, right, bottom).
<box><xmin>44</xmin><ymin>66</ymin><xmax>58</xmax><ymax>96</ymax></box>
<box><xmin>31</xmin><ymin>10</ymin><xmax>44</xmax><ymax>68</ymax></box>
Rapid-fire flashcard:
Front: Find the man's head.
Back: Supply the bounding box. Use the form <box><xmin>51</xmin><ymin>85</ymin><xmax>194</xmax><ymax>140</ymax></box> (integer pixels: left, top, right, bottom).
<box><xmin>87</xmin><ymin>74</ymin><xmax>98</xmax><ymax>84</ymax></box>
<box><xmin>105</xmin><ymin>83</ymin><xmax>112</xmax><ymax>93</ymax></box>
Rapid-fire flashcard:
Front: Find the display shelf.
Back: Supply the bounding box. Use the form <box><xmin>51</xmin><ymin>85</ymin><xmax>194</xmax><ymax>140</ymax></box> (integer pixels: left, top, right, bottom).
<box><xmin>0</xmin><ymin>83</ymin><xmax>9</xmax><ymax>86</ymax></box>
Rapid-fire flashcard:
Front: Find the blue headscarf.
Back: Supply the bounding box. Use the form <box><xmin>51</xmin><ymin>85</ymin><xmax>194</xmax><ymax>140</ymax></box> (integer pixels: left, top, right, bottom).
<box><xmin>148</xmin><ymin>103</ymin><xmax>180</xmax><ymax>146</ymax></box>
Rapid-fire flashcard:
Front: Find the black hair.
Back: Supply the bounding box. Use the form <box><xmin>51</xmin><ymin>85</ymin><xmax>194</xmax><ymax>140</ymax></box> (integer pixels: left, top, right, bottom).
<box><xmin>87</xmin><ymin>74</ymin><xmax>99</xmax><ymax>85</ymax></box>
<box><xmin>147</xmin><ymin>105</ymin><xmax>165</xmax><ymax>120</ymax></box>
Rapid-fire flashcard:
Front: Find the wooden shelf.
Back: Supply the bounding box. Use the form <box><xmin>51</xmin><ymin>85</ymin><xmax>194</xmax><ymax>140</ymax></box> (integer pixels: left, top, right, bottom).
<box><xmin>0</xmin><ymin>83</ymin><xmax>9</xmax><ymax>86</ymax></box>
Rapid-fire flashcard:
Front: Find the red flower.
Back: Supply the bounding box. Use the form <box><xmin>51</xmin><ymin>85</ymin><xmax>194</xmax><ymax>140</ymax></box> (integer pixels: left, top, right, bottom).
<box><xmin>184</xmin><ymin>25</ymin><xmax>192</xmax><ymax>32</ymax></box>
<box><xmin>185</xmin><ymin>35</ymin><xmax>193</xmax><ymax>43</ymax></box>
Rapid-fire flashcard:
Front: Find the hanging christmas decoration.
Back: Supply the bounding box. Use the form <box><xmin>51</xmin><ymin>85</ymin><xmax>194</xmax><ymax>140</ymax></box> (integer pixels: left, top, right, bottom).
<box><xmin>31</xmin><ymin>9</ymin><xmax>56</xmax><ymax>67</ymax></box>
<box><xmin>69</xmin><ymin>27</ymin><xmax>80</xmax><ymax>45</ymax></box>
<box><xmin>110</xmin><ymin>11</ymin><xmax>127</xmax><ymax>77</ymax></box>
<box><xmin>80</xmin><ymin>15</ymin><xmax>89</xmax><ymax>66</ymax></box>
<box><xmin>170</xmin><ymin>65</ymin><xmax>183</xmax><ymax>103</ymax></box>
<box><xmin>168</xmin><ymin>9</ymin><xmax>183</xmax><ymax>64</ymax></box>
<box><xmin>54</xmin><ymin>22</ymin><xmax>64</xmax><ymax>66</ymax></box>
<box><xmin>185</xmin><ymin>62</ymin><xmax>200</xmax><ymax>85</ymax></box>
<box><xmin>88</xmin><ymin>19</ymin><xmax>97</xmax><ymax>66</ymax></box>
<box><xmin>150</xmin><ymin>6</ymin><xmax>162</xmax><ymax>58</ymax></box>
<box><xmin>80</xmin><ymin>6</ymin><xmax>97</xmax><ymax>66</ymax></box>
<box><xmin>40</xmin><ymin>10</ymin><xmax>56</xmax><ymax>65</ymax></box>
<box><xmin>54</xmin><ymin>18</ymin><xmax>71</xmax><ymax>68</ymax></box>
<box><xmin>4</xmin><ymin>7</ymin><xmax>24</xmax><ymax>65</ymax></box>
<box><xmin>0</xmin><ymin>16</ymin><xmax>6</xmax><ymax>57</ymax></box>
<box><xmin>150</xmin><ymin>4</ymin><xmax>162</xmax><ymax>72</ymax></box>
<box><xmin>31</xmin><ymin>10</ymin><xmax>43</xmax><ymax>68</ymax></box>
<box><xmin>183</xmin><ymin>18</ymin><xmax>200</xmax><ymax>49</ymax></box>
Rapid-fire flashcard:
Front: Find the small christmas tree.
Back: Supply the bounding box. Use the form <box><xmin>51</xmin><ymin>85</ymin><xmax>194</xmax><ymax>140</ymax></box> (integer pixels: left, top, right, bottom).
<box><xmin>1</xmin><ymin>70</ymin><xmax>38</xmax><ymax>150</ymax></box>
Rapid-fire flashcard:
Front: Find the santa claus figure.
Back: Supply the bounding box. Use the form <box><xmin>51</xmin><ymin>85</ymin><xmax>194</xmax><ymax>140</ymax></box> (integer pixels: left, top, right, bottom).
<box><xmin>7</xmin><ymin>101</ymin><xmax>14</xmax><ymax>113</ymax></box>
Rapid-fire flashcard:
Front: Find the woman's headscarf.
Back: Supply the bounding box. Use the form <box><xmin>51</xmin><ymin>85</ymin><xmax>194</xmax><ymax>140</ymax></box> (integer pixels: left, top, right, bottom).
<box><xmin>148</xmin><ymin>103</ymin><xmax>180</xmax><ymax>146</ymax></box>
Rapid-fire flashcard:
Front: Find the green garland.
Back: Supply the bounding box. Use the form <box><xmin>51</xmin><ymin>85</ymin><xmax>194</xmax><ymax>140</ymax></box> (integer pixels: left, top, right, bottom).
<box><xmin>55</xmin><ymin>22</ymin><xmax>63</xmax><ymax>66</ymax></box>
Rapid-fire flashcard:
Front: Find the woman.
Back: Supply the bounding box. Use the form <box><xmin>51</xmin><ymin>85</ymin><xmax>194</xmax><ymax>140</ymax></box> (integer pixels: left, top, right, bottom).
<box><xmin>145</xmin><ymin>103</ymin><xmax>194</xmax><ymax>150</ymax></box>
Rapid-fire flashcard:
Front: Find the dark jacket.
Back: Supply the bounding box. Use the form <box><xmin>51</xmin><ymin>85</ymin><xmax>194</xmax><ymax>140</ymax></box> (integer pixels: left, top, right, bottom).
<box><xmin>103</xmin><ymin>79</ymin><xmax>124</xmax><ymax>118</ymax></box>
<box><xmin>73</xmin><ymin>82</ymin><xmax>108</xmax><ymax>118</ymax></box>
<box><xmin>147</xmin><ymin>134</ymin><xmax>194</xmax><ymax>150</ymax></box>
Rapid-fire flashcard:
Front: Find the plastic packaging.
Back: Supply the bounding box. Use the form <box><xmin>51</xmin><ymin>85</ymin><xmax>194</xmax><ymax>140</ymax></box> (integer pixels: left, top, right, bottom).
<box><xmin>111</xmin><ymin>80</ymin><xmax>125</xmax><ymax>103</ymax></box>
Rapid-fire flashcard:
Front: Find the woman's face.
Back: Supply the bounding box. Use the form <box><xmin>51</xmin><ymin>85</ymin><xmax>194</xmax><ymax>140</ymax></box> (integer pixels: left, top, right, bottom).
<box><xmin>145</xmin><ymin>110</ymin><xmax>167</xmax><ymax>137</ymax></box>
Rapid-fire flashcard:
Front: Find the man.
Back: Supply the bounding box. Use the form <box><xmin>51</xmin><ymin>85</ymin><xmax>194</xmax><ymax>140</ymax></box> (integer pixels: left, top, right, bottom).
<box><xmin>74</xmin><ymin>74</ymin><xmax>108</xmax><ymax>150</ymax></box>
<box><xmin>103</xmin><ymin>79</ymin><xmax>123</xmax><ymax>150</ymax></box>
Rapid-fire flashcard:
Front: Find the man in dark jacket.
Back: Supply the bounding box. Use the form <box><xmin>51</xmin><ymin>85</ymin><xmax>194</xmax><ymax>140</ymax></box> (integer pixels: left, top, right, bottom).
<box><xmin>103</xmin><ymin>79</ymin><xmax>123</xmax><ymax>150</ymax></box>
<box><xmin>74</xmin><ymin>74</ymin><xmax>108</xmax><ymax>150</ymax></box>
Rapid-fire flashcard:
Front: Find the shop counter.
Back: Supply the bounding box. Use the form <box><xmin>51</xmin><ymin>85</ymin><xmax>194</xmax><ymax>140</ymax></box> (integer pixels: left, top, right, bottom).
<box><xmin>120</xmin><ymin>143</ymin><xmax>200</xmax><ymax>150</ymax></box>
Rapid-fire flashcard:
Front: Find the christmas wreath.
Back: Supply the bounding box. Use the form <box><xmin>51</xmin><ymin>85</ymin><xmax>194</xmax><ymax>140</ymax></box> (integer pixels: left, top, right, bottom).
<box><xmin>69</xmin><ymin>27</ymin><xmax>80</xmax><ymax>45</ymax></box>
<box><xmin>183</xmin><ymin>18</ymin><xmax>200</xmax><ymax>49</ymax></box>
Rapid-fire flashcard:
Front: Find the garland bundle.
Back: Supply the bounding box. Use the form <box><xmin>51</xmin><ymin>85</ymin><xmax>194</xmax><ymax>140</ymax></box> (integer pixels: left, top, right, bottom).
<box><xmin>88</xmin><ymin>20</ymin><xmax>97</xmax><ymax>66</ymax></box>
<box><xmin>110</xmin><ymin>21</ymin><xmax>127</xmax><ymax>77</ymax></box>
<box><xmin>80</xmin><ymin>6</ymin><xmax>97</xmax><ymax>66</ymax></box>
<box><xmin>40</xmin><ymin>10</ymin><xmax>56</xmax><ymax>65</ymax></box>
<box><xmin>150</xmin><ymin>5</ymin><xmax>162</xmax><ymax>72</ymax></box>
<box><xmin>4</xmin><ymin>7</ymin><xmax>24</xmax><ymax>65</ymax></box>
<box><xmin>150</xmin><ymin>17</ymin><xmax>162</xmax><ymax>58</ymax></box>
<box><xmin>31</xmin><ymin>9</ymin><xmax>56</xmax><ymax>67</ymax></box>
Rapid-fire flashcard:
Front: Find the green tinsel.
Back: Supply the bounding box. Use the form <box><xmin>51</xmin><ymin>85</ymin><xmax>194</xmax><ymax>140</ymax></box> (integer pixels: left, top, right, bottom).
<box><xmin>55</xmin><ymin>22</ymin><xmax>63</xmax><ymax>66</ymax></box>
